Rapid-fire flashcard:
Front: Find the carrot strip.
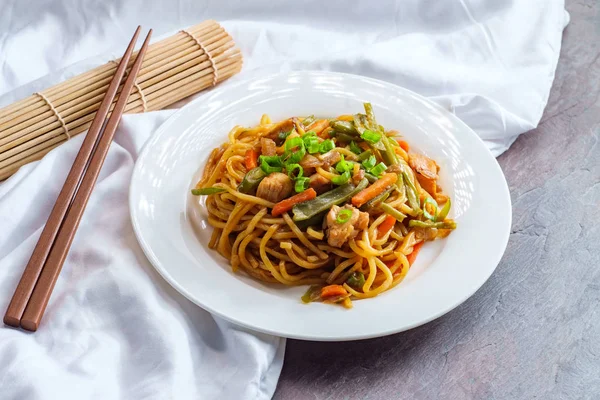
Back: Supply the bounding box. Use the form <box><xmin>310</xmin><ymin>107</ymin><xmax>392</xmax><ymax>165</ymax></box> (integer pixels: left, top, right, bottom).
<box><xmin>351</xmin><ymin>173</ymin><xmax>398</xmax><ymax>208</ymax></box>
<box><xmin>244</xmin><ymin>149</ymin><xmax>258</xmax><ymax>170</ymax></box>
<box><xmin>377</xmin><ymin>215</ymin><xmax>396</xmax><ymax>239</ymax></box>
<box><xmin>307</xmin><ymin>119</ymin><xmax>330</xmax><ymax>135</ymax></box>
<box><xmin>271</xmin><ymin>188</ymin><xmax>317</xmax><ymax>217</ymax></box>
<box><xmin>407</xmin><ymin>242</ymin><xmax>424</xmax><ymax>265</ymax></box>
<box><xmin>397</xmin><ymin>140</ymin><xmax>410</xmax><ymax>152</ymax></box>
<box><xmin>321</xmin><ymin>284</ymin><xmax>347</xmax><ymax>299</ymax></box>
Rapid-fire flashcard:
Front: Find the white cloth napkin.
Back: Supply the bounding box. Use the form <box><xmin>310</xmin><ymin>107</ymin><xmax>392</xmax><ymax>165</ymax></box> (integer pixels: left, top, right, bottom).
<box><xmin>0</xmin><ymin>1</ymin><xmax>568</xmax><ymax>399</ymax></box>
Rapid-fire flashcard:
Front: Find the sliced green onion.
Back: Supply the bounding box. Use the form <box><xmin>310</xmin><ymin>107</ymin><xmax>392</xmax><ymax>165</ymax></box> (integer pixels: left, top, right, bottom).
<box><xmin>319</xmin><ymin>139</ymin><xmax>335</xmax><ymax>153</ymax></box>
<box><xmin>287</xmin><ymin>163</ymin><xmax>304</xmax><ymax>180</ymax></box>
<box><xmin>278</xmin><ymin>129</ymin><xmax>293</xmax><ymax>144</ymax></box>
<box><xmin>301</xmin><ymin>285</ymin><xmax>322</xmax><ymax>303</ymax></box>
<box><xmin>423</xmin><ymin>197</ymin><xmax>439</xmax><ymax>221</ymax></box>
<box><xmin>284</xmin><ymin>137</ymin><xmax>306</xmax><ymax>164</ymax></box>
<box><xmin>191</xmin><ymin>187</ymin><xmax>226</xmax><ymax>196</ymax></box>
<box><xmin>361</xmin><ymin>129</ymin><xmax>381</xmax><ymax>144</ymax></box>
<box><xmin>331</xmin><ymin>171</ymin><xmax>351</xmax><ymax>185</ymax></box>
<box><xmin>295</xmin><ymin>176</ymin><xmax>310</xmax><ymax>193</ymax></box>
<box><xmin>303</xmin><ymin>131</ymin><xmax>317</xmax><ymax>137</ymax></box>
<box><xmin>381</xmin><ymin>203</ymin><xmax>406</xmax><ymax>221</ymax></box>
<box><xmin>335</xmin><ymin>155</ymin><xmax>353</xmax><ymax>174</ymax></box>
<box><xmin>303</xmin><ymin>133</ymin><xmax>321</xmax><ymax>154</ymax></box>
<box><xmin>436</xmin><ymin>198</ymin><xmax>451</xmax><ymax>221</ymax></box>
<box><xmin>349</xmin><ymin>141</ymin><xmax>362</xmax><ymax>155</ymax></box>
<box><xmin>259</xmin><ymin>155</ymin><xmax>283</xmax><ymax>174</ymax></box>
<box><xmin>369</xmin><ymin>162</ymin><xmax>387</xmax><ymax>177</ymax></box>
<box><xmin>362</xmin><ymin>155</ymin><xmax>377</xmax><ymax>171</ymax></box>
<box><xmin>336</xmin><ymin>209</ymin><xmax>353</xmax><ymax>224</ymax></box>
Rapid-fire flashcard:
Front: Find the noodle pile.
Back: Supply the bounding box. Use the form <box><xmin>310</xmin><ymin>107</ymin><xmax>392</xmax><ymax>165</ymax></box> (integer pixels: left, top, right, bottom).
<box><xmin>193</xmin><ymin>105</ymin><xmax>455</xmax><ymax>307</ymax></box>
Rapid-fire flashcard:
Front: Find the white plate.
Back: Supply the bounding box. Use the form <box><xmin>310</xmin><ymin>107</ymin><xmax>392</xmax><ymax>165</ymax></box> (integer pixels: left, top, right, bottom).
<box><xmin>130</xmin><ymin>71</ymin><xmax>511</xmax><ymax>341</ymax></box>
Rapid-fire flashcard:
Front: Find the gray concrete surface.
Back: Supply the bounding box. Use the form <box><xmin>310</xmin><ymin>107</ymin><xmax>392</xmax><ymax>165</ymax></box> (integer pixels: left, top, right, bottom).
<box><xmin>274</xmin><ymin>1</ymin><xmax>600</xmax><ymax>399</ymax></box>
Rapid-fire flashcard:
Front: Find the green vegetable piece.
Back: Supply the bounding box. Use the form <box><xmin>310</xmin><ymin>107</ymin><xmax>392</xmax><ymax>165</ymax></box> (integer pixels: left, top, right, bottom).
<box><xmin>408</xmin><ymin>220</ymin><xmax>457</xmax><ymax>230</ymax></box>
<box><xmin>302</xmin><ymin>115</ymin><xmax>316</xmax><ymax>127</ymax></box>
<box><xmin>381</xmin><ymin>203</ymin><xmax>407</xmax><ymax>221</ymax></box>
<box><xmin>346</xmin><ymin>271</ymin><xmax>366</xmax><ymax>290</ymax></box>
<box><xmin>402</xmin><ymin>171</ymin><xmax>421</xmax><ymax>212</ymax></box>
<box><xmin>335</xmin><ymin>155</ymin><xmax>353</xmax><ymax>174</ymax></box>
<box><xmin>292</xmin><ymin>178</ymin><xmax>368</xmax><ymax>221</ymax></box>
<box><xmin>301</xmin><ymin>285</ymin><xmax>323</xmax><ymax>303</ymax></box>
<box><xmin>287</xmin><ymin>163</ymin><xmax>304</xmax><ymax>180</ymax></box>
<box><xmin>381</xmin><ymin>136</ymin><xmax>399</xmax><ymax>166</ymax></box>
<box><xmin>331</xmin><ymin>171</ymin><xmax>351</xmax><ymax>185</ymax></box>
<box><xmin>349</xmin><ymin>141</ymin><xmax>362</xmax><ymax>155</ymax></box>
<box><xmin>362</xmin><ymin>155</ymin><xmax>377</xmax><ymax>171</ymax></box>
<box><xmin>353</xmin><ymin>114</ymin><xmax>367</xmax><ymax>135</ymax></box>
<box><xmin>191</xmin><ymin>187</ymin><xmax>226</xmax><ymax>196</ymax></box>
<box><xmin>364</xmin><ymin>172</ymin><xmax>378</xmax><ymax>183</ymax></box>
<box><xmin>295</xmin><ymin>211</ymin><xmax>327</xmax><ymax>229</ymax></box>
<box><xmin>259</xmin><ymin>155</ymin><xmax>283</xmax><ymax>174</ymax></box>
<box><xmin>357</xmin><ymin>150</ymin><xmax>373</xmax><ymax>162</ymax></box>
<box><xmin>331</xmin><ymin>120</ymin><xmax>357</xmax><ymax>135</ymax></box>
<box><xmin>361</xmin><ymin>129</ymin><xmax>381</xmax><ymax>144</ymax></box>
<box><xmin>336</xmin><ymin>209</ymin><xmax>353</xmax><ymax>224</ymax></box>
<box><xmin>423</xmin><ymin>197</ymin><xmax>439</xmax><ymax>221</ymax></box>
<box><xmin>237</xmin><ymin>167</ymin><xmax>267</xmax><ymax>194</ymax></box>
<box><xmin>364</xmin><ymin>102</ymin><xmax>377</xmax><ymax>131</ymax></box>
<box><xmin>436</xmin><ymin>198</ymin><xmax>452</xmax><ymax>221</ymax></box>
<box><xmin>334</xmin><ymin>132</ymin><xmax>356</xmax><ymax>143</ymax></box>
<box><xmin>369</xmin><ymin>162</ymin><xmax>387</xmax><ymax>177</ymax></box>
<box><xmin>295</xmin><ymin>176</ymin><xmax>310</xmax><ymax>193</ymax></box>
<box><xmin>319</xmin><ymin>139</ymin><xmax>334</xmax><ymax>153</ymax></box>
<box><xmin>360</xmin><ymin>186</ymin><xmax>393</xmax><ymax>211</ymax></box>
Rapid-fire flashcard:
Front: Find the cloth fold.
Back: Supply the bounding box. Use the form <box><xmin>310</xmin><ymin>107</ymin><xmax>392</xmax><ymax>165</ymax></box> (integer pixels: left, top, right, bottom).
<box><xmin>0</xmin><ymin>1</ymin><xmax>567</xmax><ymax>399</ymax></box>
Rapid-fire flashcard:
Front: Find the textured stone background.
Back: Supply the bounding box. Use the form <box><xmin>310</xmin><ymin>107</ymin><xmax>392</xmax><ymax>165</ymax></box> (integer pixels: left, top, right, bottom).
<box><xmin>274</xmin><ymin>1</ymin><xmax>600</xmax><ymax>399</ymax></box>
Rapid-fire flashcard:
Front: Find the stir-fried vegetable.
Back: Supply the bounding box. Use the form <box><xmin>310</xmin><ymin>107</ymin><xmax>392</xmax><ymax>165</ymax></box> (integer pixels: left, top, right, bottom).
<box><xmin>402</xmin><ymin>171</ymin><xmax>421</xmax><ymax>212</ymax></box>
<box><xmin>292</xmin><ymin>178</ymin><xmax>368</xmax><ymax>221</ymax></box>
<box><xmin>346</xmin><ymin>271</ymin><xmax>365</xmax><ymax>290</ymax></box>
<box><xmin>409</xmin><ymin>220</ymin><xmax>457</xmax><ymax>229</ymax></box>
<box><xmin>331</xmin><ymin>120</ymin><xmax>357</xmax><ymax>135</ymax></box>
<box><xmin>244</xmin><ymin>149</ymin><xmax>258</xmax><ymax>170</ymax></box>
<box><xmin>271</xmin><ymin>188</ymin><xmax>317</xmax><ymax>217</ymax></box>
<box><xmin>351</xmin><ymin>173</ymin><xmax>398</xmax><ymax>208</ymax></box>
<box><xmin>191</xmin><ymin>187</ymin><xmax>226</xmax><ymax>196</ymax></box>
<box><xmin>302</xmin><ymin>115</ymin><xmax>316</xmax><ymax>127</ymax></box>
<box><xmin>380</xmin><ymin>203</ymin><xmax>406</xmax><ymax>222</ymax></box>
<box><xmin>336</xmin><ymin>209</ymin><xmax>353</xmax><ymax>224</ymax></box>
<box><xmin>238</xmin><ymin>167</ymin><xmax>267</xmax><ymax>194</ymax></box>
<box><xmin>360</xmin><ymin>186</ymin><xmax>393</xmax><ymax>211</ymax></box>
<box><xmin>377</xmin><ymin>215</ymin><xmax>397</xmax><ymax>239</ymax></box>
<box><xmin>436</xmin><ymin>198</ymin><xmax>451</xmax><ymax>221</ymax></box>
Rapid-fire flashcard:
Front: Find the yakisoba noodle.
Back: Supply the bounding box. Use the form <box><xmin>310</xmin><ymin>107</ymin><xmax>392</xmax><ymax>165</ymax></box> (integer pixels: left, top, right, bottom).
<box><xmin>192</xmin><ymin>103</ymin><xmax>456</xmax><ymax>308</ymax></box>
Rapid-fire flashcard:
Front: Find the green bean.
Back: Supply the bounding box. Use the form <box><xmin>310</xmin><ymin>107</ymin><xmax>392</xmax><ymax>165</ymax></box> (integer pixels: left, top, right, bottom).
<box><xmin>381</xmin><ymin>136</ymin><xmax>399</xmax><ymax>166</ymax></box>
<box><xmin>292</xmin><ymin>178</ymin><xmax>368</xmax><ymax>221</ymax></box>
<box><xmin>353</xmin><ymin>114</ymin><xmax>367</xmax><ymax>135</ymax></box>
<box><xmin>360</xmin><ymin>186</ymin><xmax>393</xmax><ymax>211</ymax></box>
<box><xmin>357</xmin><ymin>150</ymin><xmax>373</xmax><ymax>162</ymax></box>
<box><xmin>237</xmin><ymin>167</ymin><xmax>266</xmax><ymax>194</ymax></box>
<box><xmin>380</xmin><ymin>203</ymin><xmax>407</xmax><ymax>221</ymax></box>
<box><xmin>364</xmin><ymin>172</ymin><xmax>378</xmax><ymax>183</ymax></box>
<box><xmin>302</xmin><ymin>115</ymin><xmax>316</xmax><ymax>127</ymax></box>
<box><xmin>334</xmin><ymin>132</ymin><xmax>356</xmax><ymax>143</ymax></box>
<box><xmin>364</xmin><ymin>102</ymin><xmax>377</xmax><ymax>131</ymax></box>
<box><xmin>295</xmin><ymin>211</ymin><xmax>326</xmax><ymax>229</ymax></box>
<box><xmin>331</xmin><ymin>120</ymin><xmax>357</xmax><ymax>135</ymax></box>
<box><xmin>346</xmin><ymin>272</ymin><xmax>365</xmax><ymax>290</ymax></box>
<box><xmin>409</xmin><ymin>220</ymin><xmax>456</xmax><ymax>230</ymax></box>
<box><xmin>402</xmin><ymin>171</ymin><xmax>421</xmax><ymax>212</ymax></box>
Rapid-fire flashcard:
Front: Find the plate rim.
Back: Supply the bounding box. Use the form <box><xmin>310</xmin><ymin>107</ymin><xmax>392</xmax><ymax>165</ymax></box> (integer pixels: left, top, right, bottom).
<box><xmin>129</xmin><ymin>70</ymin><xmax>512</xmax><ymax>341</ymax></box>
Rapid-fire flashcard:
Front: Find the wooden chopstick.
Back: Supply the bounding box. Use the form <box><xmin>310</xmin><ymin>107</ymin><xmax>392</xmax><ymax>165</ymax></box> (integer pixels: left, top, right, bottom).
<box><xmin>3</xmin><ymin>27</ymin><xmax>151</xmax><ymax>331</ymax></box>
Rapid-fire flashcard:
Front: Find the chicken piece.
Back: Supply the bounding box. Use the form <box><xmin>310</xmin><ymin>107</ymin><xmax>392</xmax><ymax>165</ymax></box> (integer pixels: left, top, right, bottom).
<box><xmin>309</xmin><ymin>173</ymin><xmax>332</xmax><ymax>194</ymax></box>
<box><xmin>319</xmin><ymin>151</ymin><xmax>342</xmax><ymax>169</ymax></box>
<box><xmin>416</xmin><ymin>173</ymin><xmax>437</xmax><ymax>197</ymax></box>
<box><xmin>265</xmin><ymin>118</ymin><xmax>295</xmax><ymax>140</ymax></box>
<box><xmin>300</xmin><ymin>154</ymin><xmax>322</xmax><ymax>175</ymax></box>
<box><xmin>256</xmin><ymin>172</ymin><xmax>293</xmax><ymax>203</ymax></box>
<box><xmin>325</xmin><ymin>204</ymin><xmax>369</xmax><ymax>248</ymax></box>
<box><xmin>408</xmin><ymin>153</ymin><xmax>439</xmax><ymax>180</ymax></box>
<box><xmin>261</xmin><ymin>137</ymin><xmax>277</xmax><ymax>156</ymax></box>
<box><xmin>352</xmin><ymin>168</ymin><xmax>365</xmax><ymax>185</ymax></box>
